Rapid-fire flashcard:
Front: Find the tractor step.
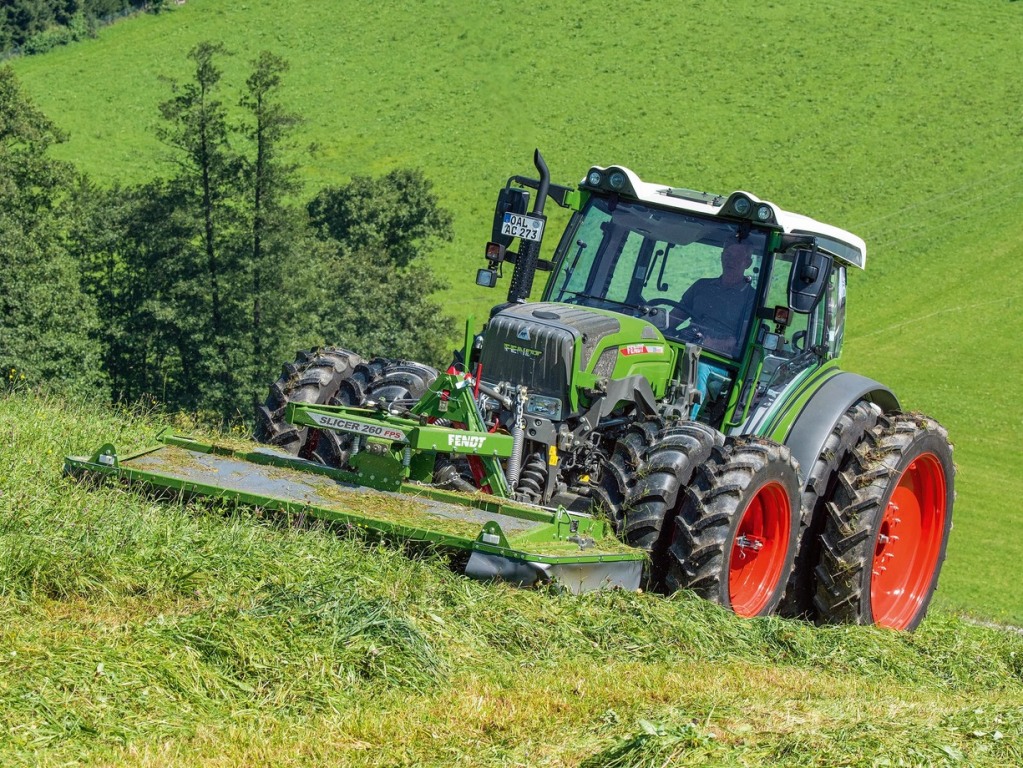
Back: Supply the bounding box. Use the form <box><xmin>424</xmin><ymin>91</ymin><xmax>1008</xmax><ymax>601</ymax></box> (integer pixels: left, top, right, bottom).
<box><xmin>64</xmin><ymin>433</ymin><xmax>643</xmax><ymax>594</ymax></box>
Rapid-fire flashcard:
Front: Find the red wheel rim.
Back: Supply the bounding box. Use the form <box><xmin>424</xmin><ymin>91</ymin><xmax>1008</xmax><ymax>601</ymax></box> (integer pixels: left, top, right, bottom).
<box><xmin>728</xmin><ymin>481</ymin><xmax>791</xmax><ymax>617</ymax></box>
<box><xmin>870</xmin><ymin>453</ymin><xmax>947</xmax><ymax>629</ymax></box>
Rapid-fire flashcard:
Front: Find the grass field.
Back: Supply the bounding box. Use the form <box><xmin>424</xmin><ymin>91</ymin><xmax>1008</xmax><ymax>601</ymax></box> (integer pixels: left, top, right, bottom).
<box><xmin>3</xmin><ymin>4</ymin><xmax>1023</xmax><ymax>761</ymax></box>
<box><xmin>2</xmin><ymin>391</ymin><xmax>1023</xmax><ymax>766</ymax></box>
<box><xmin>15</xmin><ymin>0</ymin><xmax>1021</xmax><ymax>622</ymax></box>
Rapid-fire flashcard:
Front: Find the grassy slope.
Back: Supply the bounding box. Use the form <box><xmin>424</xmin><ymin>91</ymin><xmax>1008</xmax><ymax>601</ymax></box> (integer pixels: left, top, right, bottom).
<box><xmin>7</xmin><ymin>3</ymin><xmax>1023</xmax><ymax>616</ymax></box>
<box><xmin>2</xmin><ymin>392</ymin><xmax>1023</xmax><ymax>767</ymax></box>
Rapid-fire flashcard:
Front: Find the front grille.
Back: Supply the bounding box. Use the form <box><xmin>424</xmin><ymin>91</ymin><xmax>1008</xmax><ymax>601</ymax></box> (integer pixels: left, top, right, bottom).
<box><xmin>478</xmin><ymin>303</ymin><xmax>622</xmax><ymax>410</ymax></box>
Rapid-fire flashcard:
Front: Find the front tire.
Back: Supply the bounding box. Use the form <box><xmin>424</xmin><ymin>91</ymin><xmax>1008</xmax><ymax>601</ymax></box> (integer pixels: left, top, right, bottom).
<box><xmin>254</xmin><ymin>348</ymin><xmax>365</xmax><ymax>455</ymax></box>
<box><xmin>594</xmin><ymin>421</ymin><xmax>722</xmax><ymax>577</ymax></box>
<box><xmin>814</xmin><ymin>413</ymin><xmax>954</xmax><ymax>630</ymax></box>
<box><xmin>666</xmin><ymin>438</ymin><xmax>801</xmax><ymax>617</ymax></box>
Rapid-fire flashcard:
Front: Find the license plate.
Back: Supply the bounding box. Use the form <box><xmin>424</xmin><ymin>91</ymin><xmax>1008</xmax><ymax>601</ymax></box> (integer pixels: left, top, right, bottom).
<box><xmin>501</xmin><ymin>212</ymin><xmax>545</xmax><ymax>242</ymax></box>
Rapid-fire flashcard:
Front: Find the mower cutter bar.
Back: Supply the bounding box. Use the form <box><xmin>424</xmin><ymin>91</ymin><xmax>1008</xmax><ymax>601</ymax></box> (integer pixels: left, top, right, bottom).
<box><xmin>64</xmin><ymin>434</ymin><xmax>643</xmax><ymax>593</ymax></box>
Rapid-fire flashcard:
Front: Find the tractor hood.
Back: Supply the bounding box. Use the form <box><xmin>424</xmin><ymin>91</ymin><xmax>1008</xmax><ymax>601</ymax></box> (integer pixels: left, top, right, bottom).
<box><xmin>478</xmin><ymin>302</ymin><xmax>671</xmax><ymax>416</ymax></box>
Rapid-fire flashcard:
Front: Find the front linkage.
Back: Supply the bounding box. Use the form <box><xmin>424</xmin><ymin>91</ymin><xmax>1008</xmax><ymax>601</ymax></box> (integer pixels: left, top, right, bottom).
<box><xmin>287</xmin><ymin>369</ymin><xmax>514</xmax><ymax>496</ymax></box>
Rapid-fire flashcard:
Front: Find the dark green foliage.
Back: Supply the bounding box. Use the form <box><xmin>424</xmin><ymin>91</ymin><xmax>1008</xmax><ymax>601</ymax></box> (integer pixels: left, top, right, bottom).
<box><xmin>152</xmin><ymin>41</ymin><xmax>246</xmax><ymax>415</ymax></box>
<box><xmin>0</xmin><ymin>66</ymin><xmax>105</xmax><ymax>398</ymax></box>
<box><xmin>0</xmin><ymin>1</ymin><xmax>156</xmax><ymax>56</ymax></box>
<box><xmin>75</xmin><ymin>44</ymin><xmax>300</xmax><ymax>413</ymax></box>
<box><xmin>68</xmin><ymin>43</ymin><xmax>454</xmax><ymax>415</ymax></box>
<box><xmin>309</xmin><ymin>170</ymin><xmax>456</xmax><ymax>364</ymax></box>
<box><xmin>236</xmin><ymin>50</ymin><xmax>304</xmax><ymax>403</ymax></box>
<box><xmin>309</xmin><ymin>168</ymin><xmax>454</xmax><ymax>268</ymax></box>
<box><xmin>78</xmin><ymin>177</ymin><xmax>226</xmax><ymax>409</ymax></box>
<box><xmin>313</xmin><ymin>247</ymin><xmax>455</xmax><ymax>364</ymax></box>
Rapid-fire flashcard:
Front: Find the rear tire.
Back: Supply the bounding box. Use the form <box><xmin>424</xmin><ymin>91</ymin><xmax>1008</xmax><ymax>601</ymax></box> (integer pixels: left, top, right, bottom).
<box><xmin>666</xmin><ymin>438</ymin><xmax>800</xmax><ymax>618</ymax></box>
<box><xmin>779</xmin><ymin>400</ymin><xmax>881</xmax><ymax>619</ymax></box>
<box><xmin>814</xmin><ymin>413</ymin><xmax>954</xmax><ymax>630</ymax></box>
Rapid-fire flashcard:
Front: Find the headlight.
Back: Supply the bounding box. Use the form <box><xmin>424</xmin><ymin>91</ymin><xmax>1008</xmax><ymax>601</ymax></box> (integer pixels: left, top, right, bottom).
<box><xmin>587</xmin><ymin>170</ymin><xmax>603</xmax><ymax>186</ymax></box>
<box><xmin>525</xmin><ymin>394</ymin><xmax>563</xmax><ymax>420</ymax></box>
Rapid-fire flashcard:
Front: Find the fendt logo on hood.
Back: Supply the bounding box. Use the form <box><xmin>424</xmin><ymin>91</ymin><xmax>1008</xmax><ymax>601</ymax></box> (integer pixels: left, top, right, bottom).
<box><xmin>620</xmin><ymin>344</ymin><xmax>665</xmax><ymax>356</ymax></box>
<box><xmin>503</xmin><ymin>343</ymin><xmax>542</xmax><ymax>358</ymax></box>
<box><xmin>517</xmin><ymin>327</ymin><xmax>531</xmax><ymax>341</ymax></box>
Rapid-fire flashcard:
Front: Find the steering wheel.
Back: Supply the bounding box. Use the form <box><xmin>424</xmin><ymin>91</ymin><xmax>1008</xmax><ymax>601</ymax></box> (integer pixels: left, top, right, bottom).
<box><xmin>645</xmin><ymin>298</ymin><xmax>686</xmax><ymax>315</ymax></box>
<box><xmin>642</xmin><ymin>298</ymin><xmax>686</xmax><ymax>329</ymax></box>
<box><xmin>643</xmin><ymin>299</ymin><xmax>710</xmax><ymax>343</ymax></box>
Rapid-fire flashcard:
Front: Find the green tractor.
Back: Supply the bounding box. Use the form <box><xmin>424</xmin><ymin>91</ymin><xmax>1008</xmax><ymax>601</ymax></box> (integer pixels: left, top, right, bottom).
<box><xmin>253</xmin><ymin>151</ymin><xmax>954</xmax><ymax>630</ymax></box>
<box><xmin>68</xmin><ymin>151</ymin><xmax>954</xmax><ymax>630</ymax></box>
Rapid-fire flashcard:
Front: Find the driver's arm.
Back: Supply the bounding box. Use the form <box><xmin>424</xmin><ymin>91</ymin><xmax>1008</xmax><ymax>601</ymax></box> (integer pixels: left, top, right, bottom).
<box><xmin>674</xmin><ymin>284</ymin><xmax>698</xmax><ymax>324</ymax></box>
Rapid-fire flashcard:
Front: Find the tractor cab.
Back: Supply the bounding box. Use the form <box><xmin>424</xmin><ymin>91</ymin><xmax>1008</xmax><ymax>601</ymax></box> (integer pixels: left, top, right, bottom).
<box><xmin>478</xmin><ymin>154</ymin><xmax>864</xmax><ymax>434</ymax></box>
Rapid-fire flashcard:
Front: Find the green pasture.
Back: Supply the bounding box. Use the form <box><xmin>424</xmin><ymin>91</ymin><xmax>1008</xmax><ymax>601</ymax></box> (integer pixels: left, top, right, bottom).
<box><xmin>8</xmin><ymin>0</ymin><xmax>1023</xmax><ymax>622</ymax></box>
<box><xmin>1</xmin><ymin>392</ymin><xmax>1023</xmax><ymax>766</ymax></box>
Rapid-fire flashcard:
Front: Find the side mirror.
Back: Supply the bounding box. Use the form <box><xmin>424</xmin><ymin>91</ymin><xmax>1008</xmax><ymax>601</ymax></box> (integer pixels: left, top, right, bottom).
<box><xmin>788</xmin><ymin>246</ymin><xmax>833</xmax><ymax>314</ymax></box>
<box><xmin>491</xmin><ymin>187</ymin><xmax>530</xmax><ymax>248</ymax></box>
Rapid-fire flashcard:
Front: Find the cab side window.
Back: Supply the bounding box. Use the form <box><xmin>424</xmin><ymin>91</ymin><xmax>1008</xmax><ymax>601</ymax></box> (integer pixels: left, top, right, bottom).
<box><xmin>763</xmin><ymin>251</ymin><xmax>817</xmax><ymax>355</ymax></box>
<box><xmin>824</xmin><ymin>264</ymin><xmax>847</xmax><ymax>359</ymax></box>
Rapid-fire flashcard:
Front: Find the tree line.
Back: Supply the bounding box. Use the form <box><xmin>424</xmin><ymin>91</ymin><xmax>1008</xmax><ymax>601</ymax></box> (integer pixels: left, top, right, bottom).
<box><xmin>0</xmin><ymin>44</ymin><xmax>455</xmax><ymax>419</ymax></box>
<box><xmin>1</xmin><ymin>1</ymin><xmax>168</xmax><ymax>56</ymax></box>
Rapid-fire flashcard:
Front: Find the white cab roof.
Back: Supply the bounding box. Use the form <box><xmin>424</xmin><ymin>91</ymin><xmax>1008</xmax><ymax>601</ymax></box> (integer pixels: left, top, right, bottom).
<box><xmin>586</xmin><ymin>166</ymin><xmax>867</xmax><ymax>269</ymax></box>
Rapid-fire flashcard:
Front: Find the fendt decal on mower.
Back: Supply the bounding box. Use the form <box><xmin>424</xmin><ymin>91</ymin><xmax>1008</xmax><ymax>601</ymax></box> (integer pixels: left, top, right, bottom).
<box><xmin>447</xmin><ymin>433</ymin><xmax>486</xmax><ymax>450</ymax></box>
<box><xmin>68</xmin><ymin>150</ymin><xmax>954</xmax><ymax>630</ymax></box>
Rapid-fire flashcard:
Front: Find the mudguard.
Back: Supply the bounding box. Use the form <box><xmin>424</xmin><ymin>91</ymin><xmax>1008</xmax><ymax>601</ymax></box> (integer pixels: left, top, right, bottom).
<box><xmin>782</xmin><ymin>372</ymin><xmax>899</xmax><ymax>489</ymax></box>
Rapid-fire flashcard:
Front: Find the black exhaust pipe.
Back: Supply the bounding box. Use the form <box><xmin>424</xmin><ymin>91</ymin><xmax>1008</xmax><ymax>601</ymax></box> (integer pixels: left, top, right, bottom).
<box><xmin>506</xmin><ymin>149</ymin><xmax>550</xmax><ymax>304</ymax></box>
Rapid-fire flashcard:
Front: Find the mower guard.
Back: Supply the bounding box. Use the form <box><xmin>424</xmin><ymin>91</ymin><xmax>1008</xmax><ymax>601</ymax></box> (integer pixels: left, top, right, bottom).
<box><xmin>64</xmin><ymin>433</ymin><xmax>643</xmax><ymax>594</ymax></box>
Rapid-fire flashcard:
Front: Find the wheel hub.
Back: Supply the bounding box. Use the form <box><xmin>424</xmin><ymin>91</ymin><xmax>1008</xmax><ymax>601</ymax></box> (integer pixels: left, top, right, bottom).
<box><xmin>870</xmin><ymin>455</ymin><xmax>947</xmax><ymax>629</ymax></box>
<box><xmin>729</xmin><ymin>481</ymin><xmax>791</xmax><ymax>617</ymax></box>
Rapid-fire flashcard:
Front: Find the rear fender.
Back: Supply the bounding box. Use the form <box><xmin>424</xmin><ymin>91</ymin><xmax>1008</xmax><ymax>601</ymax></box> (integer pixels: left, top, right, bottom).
<box><xmin>781</xmin><ymin>372</ymin><xmax>899</xmax><ymax>490</ymax></box>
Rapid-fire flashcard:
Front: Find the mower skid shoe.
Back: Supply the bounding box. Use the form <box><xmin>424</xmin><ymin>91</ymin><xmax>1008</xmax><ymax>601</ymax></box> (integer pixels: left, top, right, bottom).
<box><xmin>465</xmin><ymin>551</ymin><xmax>642</xmax><ymax>594</ymax></box>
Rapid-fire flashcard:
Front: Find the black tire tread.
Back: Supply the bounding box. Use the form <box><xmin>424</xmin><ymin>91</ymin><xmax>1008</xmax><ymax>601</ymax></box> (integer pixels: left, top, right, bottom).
<box><xmin>779</xmin><ymin>400</ymin><xmax>882</xmax><ymax>619</ymax></box>
<box><xmin>254</xmin><ymin>347</ymin><xmax>364</xmax><ymax>454</ymax></box>
<box><xmin>813</xmin><ymin>412</ymin><xmax>954</xmax><ymax>629</ymax></box>
<box><xmin>666</xmin><ymin>438</ymin><xmax>800</xmax><ymax>616</ymax></box>
<box><xmin>310</xmin><ymin>357</ymin><xmax>439</xmax><ymax>466</ymax></box>
<box><xmin>619</xmin><ymin>422</ymin><xmax>723</xmax><ymax>551</ymax></box>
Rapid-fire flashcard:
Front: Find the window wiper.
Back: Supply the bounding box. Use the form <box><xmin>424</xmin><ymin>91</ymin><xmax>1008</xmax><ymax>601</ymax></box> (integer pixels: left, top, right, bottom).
<box><xmin>560</xmin><ymin>290</ymin><xmax>659</xmax><ymax>317</ymax></box>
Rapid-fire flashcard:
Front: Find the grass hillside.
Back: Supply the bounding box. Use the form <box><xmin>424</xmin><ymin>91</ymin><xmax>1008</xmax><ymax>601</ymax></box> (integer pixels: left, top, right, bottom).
<box><xmin>8</xmin><ymin>0</ymin><xmax>1023</xmax><ymax>623</ymax></box>
<box><xmin>1</xmin><ymin>392</ymin><xmax>1022</xmax><ymax>766</ymax></box>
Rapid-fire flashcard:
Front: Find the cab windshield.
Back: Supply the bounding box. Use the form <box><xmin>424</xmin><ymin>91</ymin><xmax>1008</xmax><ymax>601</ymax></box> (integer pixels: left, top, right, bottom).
<box><xmin>546</xmin><ymin>196</ymin><xmax>767</xmax><ymax>358</ymax></box>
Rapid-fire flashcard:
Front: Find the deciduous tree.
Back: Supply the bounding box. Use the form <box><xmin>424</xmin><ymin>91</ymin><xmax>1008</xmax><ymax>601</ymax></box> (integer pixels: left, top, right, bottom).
<box><xmin>0</xmin><ymin>66</ymin><xmax>105</xmax><ymax>398</ymax></box>
<box><xmin>307</xmin><ymin>170</ymin><xmax>455</xmax><ymax>364</ymax></box>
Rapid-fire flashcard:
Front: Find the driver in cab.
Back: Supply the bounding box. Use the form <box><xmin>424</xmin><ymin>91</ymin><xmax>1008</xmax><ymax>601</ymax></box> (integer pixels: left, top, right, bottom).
<box><xmin>673</xmin><ymin>241</ymin><xmax>754</xmax><ymax>357</ymax></box>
